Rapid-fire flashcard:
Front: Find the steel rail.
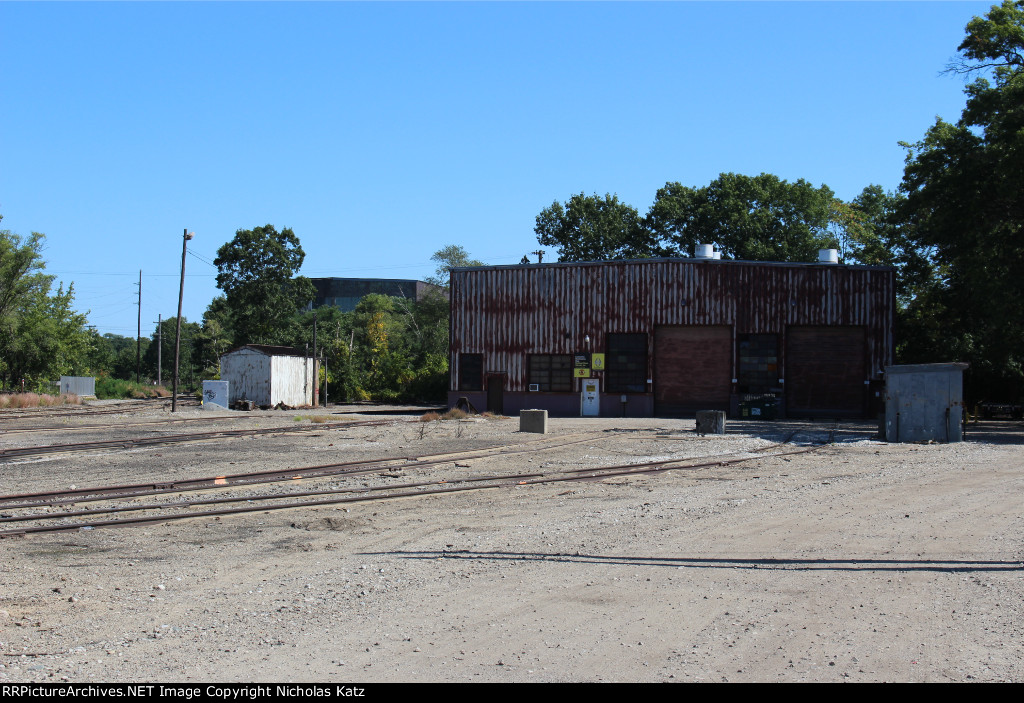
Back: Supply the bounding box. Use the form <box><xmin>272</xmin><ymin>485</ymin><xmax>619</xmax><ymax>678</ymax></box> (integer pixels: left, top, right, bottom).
<box><xmin>0</xmin><ymin>418</ymin><xmax>400</xmax><ymax>461</ymax></box>
<box><xmin>0</xmin><ymin>445</ymin><xmax>808</xmax><ymax>525</ymax></box>
<box><xmin>0</xmin><ymin>397</ymin><xmax>197</xmax><ymax>420</ymax></box>
<box><xmin>0</xmin><ymin>446</ymin><xmax>819</xmax><ymax>540</ymax></box>
<box><xmin>0</xmin><ymin>444</ymin><xmax>818</xmax><ymax>536</ymax></box>
<box><xmin>0</xmin><ymin>414</ymin><xmax>248</xmax><ymax>434</ymax></box>
<box><xmin>0</xmin><ymin>431</ymin><xmax>608</xmax><ymax>508</ymax></box>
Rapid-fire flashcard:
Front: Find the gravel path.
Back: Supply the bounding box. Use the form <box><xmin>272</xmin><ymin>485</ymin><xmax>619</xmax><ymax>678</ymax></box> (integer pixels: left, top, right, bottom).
<box><xmin>1</xmin><ymin>404</ymin><xmax>1021</xmax><ymax>682</ymax></box>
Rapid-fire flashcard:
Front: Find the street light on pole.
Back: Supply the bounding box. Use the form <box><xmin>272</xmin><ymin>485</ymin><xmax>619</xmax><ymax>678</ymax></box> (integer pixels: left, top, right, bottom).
<box><xmin>172</xmin><ymin>229</ymin><xmax>194</xmax><ymax>413</ymax></box>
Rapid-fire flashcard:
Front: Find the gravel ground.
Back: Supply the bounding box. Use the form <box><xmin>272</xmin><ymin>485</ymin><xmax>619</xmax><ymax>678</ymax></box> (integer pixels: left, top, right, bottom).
<box><xmin>0</xmin><ymin>402</ymin><xmax>1021</xmax><ymax>682</ymax></box>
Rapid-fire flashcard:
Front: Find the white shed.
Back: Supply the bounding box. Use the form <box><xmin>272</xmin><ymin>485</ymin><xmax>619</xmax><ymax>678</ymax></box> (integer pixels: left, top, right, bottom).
<box><xmin>219</xmin><ymin>345</ymin><xmax>316</xmax><ymax>408</ymax></box>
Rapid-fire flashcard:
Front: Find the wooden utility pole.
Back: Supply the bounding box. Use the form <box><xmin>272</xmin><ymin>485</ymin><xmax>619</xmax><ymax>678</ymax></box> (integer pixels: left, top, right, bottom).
<box><xmin>135</xmin><ymin>270</ymin><xmax>142</xmax><ymax>383</ymax></box>
<box><xmin>155</xmin><ymin>314</ymin><xmax>162</xmax><ymax>387</ymax></box>
<box><xmin>313</xmin><ymin>312</ymin><xmax>318</xmax><ymax>407</ymax></box>
<box><xmin>172</xmin><ymin>229</ymin><xmax>193</xmax><ymax>412</ymax></box>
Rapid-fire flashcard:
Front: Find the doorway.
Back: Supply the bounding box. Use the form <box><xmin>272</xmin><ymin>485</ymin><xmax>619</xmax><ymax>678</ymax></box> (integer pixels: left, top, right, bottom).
<box><xmin>486</xmin><ymin>374</ymin><xmax>505</xmax><ymax>415</ymax></box>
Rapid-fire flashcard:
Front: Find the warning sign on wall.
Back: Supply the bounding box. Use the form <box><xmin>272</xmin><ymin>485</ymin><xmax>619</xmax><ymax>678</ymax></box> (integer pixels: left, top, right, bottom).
<box><xmin>591</xmin><ymin>353</ymin><xmax>605</xmax><ymax>371</ymax></box>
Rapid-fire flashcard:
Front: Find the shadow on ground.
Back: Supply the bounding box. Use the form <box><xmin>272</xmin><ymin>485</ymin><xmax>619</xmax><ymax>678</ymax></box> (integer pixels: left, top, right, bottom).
<box><xmin>364</xmin><ymin>549</ymin><xmax>1024</xmax><ymax>573</ymax></box>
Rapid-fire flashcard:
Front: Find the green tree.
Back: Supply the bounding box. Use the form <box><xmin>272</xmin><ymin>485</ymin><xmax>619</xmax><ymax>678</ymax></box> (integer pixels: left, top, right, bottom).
<box><xmin>897</xmin><ymin>0</ymin><xmax>1024</xmax><ymax>400</ymax></box>
<box><xmin>142</xmin><ymin>316</ymin><xmax>201</xmax><ymax>385</ymax></box>
<box><xmin>195</xmin><ymin>296</ymin><xmax>235</xmax><ymax>377</ymax></box>
<box><xmin>426</xmin><ymin>245</ymin><xmax>484</xmax><ymax>287</ymax></box>
<box><xmin>535</xmin><ymin>193</ymin><xmax>657</xmax><ymax>262</ymax></box>
<box><xmin>648</xmin><ymin>173</ymin><xmax>839</xmax><ymax>262</ymax></box>
<box><xmin>0</xmin><ymin>229</ymin><xmax>91</xmax><ymax>389</ymax></box>
<box><xmin>213</xmin><ymin>224</ymin><xmax>315</xmax><ymax>346</ymax></box>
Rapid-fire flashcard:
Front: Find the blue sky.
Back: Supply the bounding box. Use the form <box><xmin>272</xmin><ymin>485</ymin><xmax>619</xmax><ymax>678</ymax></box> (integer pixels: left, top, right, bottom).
<box><xmin>0</xmin><ymin>1</ymin><xmax>996</xmax><ymax>335</ymax></box>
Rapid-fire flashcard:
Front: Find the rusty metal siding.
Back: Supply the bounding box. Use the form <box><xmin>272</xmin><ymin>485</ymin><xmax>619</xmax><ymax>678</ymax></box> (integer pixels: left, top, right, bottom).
<box><xmin>449</xmin><ymin>259</ymin><xmax>894</xmax><ymax>396</ymax></box>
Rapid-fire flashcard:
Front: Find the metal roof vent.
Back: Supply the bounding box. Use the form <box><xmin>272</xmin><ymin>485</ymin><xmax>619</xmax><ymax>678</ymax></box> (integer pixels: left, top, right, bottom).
<box><xmin>694</xmin><ymin>243</ymin><xmax>716</xmax><ymax>259</ymax></box>
<box><xmin>818</xmin><ymin>248</ymin><xmax>839</xmax><ymax>264</ymax></box>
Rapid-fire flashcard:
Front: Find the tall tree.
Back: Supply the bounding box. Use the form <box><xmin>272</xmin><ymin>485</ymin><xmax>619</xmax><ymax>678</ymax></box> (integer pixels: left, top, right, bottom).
<box><xmin>535</xmin><ymin>192</ymin><xmax>658</xmax><ymax>262</ymax></box>
<box><xmin>648</xmin><ymin>173</ymin><xmax>839</xmax><ymax>262</ymax></box>
<box><xmin>898</xmin><ymin>0</ymin><xmax>1024</xmax><ymax>399</ymax></box>
<box><xmin>142</xmin><ymin>316</ymin><xmax>201</xmax><ymax>385</ymax></box>
<box><xmin>0</xmin><ymin>229</ymin><xmax>91</xmax><ymax>389</ymax></box>
<box><xmin>213</xmin><ymin>224</ymin><xmax>315</xmax><ymax>346</ymax></box>
<box><xmin>426</xmin><ymin>245</ymin><xmax>484</xmax><ymax>287</ymax></box>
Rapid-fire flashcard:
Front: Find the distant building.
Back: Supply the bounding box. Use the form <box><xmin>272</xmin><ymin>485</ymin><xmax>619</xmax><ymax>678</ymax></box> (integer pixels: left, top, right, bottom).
<box><xmin>309</xmin><ymin>278</ymin><xmax>445</xmax><ymax>312</ymax></box>
<box><xmin>448</xmin><ymin>250</ymin><xmax>895</xmax><ymax>418</ymax></box>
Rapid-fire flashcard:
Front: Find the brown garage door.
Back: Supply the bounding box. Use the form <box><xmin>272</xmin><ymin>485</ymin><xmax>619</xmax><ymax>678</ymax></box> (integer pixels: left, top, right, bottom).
<box><xmin>654</xmin><ymin>325</ymin><xmax>732</xmax><ymax>416</ymax></box>
<box><xmin>786</xmin><ymin>326</ymin><xmax>865</xmax><ymax>416</ymax></box>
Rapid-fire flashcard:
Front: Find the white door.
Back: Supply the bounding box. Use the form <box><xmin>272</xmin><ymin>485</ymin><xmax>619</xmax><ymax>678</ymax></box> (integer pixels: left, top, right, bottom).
<box><xmin>581</xmin><ymin>379</ymin><xmax>600</xmax><ymax>417</ymax></box>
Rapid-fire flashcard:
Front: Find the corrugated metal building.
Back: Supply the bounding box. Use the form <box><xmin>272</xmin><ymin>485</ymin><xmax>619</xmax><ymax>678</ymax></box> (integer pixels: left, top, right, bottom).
<box><xmin>448</xmin><ymin>255</ymin><xmax>895</xmax><ymax>418</ymax></box>
<box><xmin>220</xmin><ymin>345</ymin><xmax>316</xmax><ymax>408</ymax></box>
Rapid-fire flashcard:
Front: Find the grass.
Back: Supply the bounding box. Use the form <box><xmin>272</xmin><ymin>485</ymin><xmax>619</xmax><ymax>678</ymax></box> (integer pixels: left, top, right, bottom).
<box><xmin>95</xmin><ymin>376</ymin><xmax>171</xmax><ymax>400</ymax></box>
<box><xmin>294</xmin><ymin>415</ymin><xmax>334</xmax><ymax>423</ymax></box>
<box><xmin>0</xmin><ymin>393</ymin><xmax>82</xmax><ymax>409</ymax></box>
<box><xmin>419</xmin><ymin>408</ymin><xmax>506</xmax><ymax>422</ymax></box>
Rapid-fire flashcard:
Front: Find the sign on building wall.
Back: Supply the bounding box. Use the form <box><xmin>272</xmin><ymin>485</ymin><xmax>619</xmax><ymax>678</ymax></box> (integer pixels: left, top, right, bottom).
<box><xmin>591</xmin><ymin>353</ymin><xmax>606</xmax><ymax>371</ymax></box>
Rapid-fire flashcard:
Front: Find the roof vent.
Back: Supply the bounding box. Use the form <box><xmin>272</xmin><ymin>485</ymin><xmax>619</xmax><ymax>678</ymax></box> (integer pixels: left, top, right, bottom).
<box><xmin>818</xmin><ymin>248</ymin><xmax>839</xmax><ymax>264</ymax></box>
<box><xmin>694</xmin><ymin>243</ymin><xmax>715</xmax><ymax>259</ymax></box>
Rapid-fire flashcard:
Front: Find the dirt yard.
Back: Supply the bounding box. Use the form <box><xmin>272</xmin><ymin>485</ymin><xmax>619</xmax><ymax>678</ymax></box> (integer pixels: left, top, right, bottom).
<box><xmin>0</xmin><ymin>401</ymin><xmax>1021</xmax><ymax>682</ymax></box>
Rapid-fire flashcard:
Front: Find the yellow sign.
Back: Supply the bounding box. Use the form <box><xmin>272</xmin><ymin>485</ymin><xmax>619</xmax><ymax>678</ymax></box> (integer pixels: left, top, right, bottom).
<box><xmin>574</xmin><ymin>368</ymin><xmax>591</xmax><ymax>378</ymax></box>
<box><xmin>591</xmin><ymin>353</ymin><xmax>605</xmax><ymax>371</ymax></box>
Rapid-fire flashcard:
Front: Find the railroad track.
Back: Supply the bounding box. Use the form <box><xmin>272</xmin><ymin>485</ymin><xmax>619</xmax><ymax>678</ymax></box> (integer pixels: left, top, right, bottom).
<box><xmin>0</xmin><ymin>413</ymin><xmax>249</xmax><ymax>434</ymax></box>
<box><xmin>0</xmin><ymin>418</ymin><xmax>401</xmax><ymax>461</ymax></box>
<box><xmin>0</xmin><ymin>433</ymin><xmax>820</xmax><ymax>537</ymax></box>
<box><xmin>0</xmin><ymin>397</ymin><xmax>196</xmax><ymax>420</ymax></box>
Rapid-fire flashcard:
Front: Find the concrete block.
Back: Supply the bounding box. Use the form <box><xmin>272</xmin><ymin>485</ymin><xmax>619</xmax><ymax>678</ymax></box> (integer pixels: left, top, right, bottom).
<box><xmin>696</xmin><ymin>410</ymin><xmax>726</xmax><ymax>435</ymax></box>
<box><xmin>520</xmin><ymin>409</ymin><xmax>548</xmax><ymax>434</ymax></box>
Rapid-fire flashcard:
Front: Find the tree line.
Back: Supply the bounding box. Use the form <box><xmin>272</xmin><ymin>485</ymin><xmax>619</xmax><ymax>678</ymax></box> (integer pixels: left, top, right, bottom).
<box><xmin>2</xmin><ymin>2</ymin><xmax>1021</xmax><ymax>403</ymax></box>
<box><xmin>533</xmin><ymin>1</ymin><xmax>1024</xmax><ymax>404</ymax></box>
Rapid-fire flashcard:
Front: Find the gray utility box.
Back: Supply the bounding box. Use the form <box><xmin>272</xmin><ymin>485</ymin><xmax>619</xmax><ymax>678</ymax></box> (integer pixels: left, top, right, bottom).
<box><xmin>884</xmin><ymin>363</ymin><xmax>968</xmax><ymax>443</ymax></box>
<box><xmin>202</xmin><ymin>381</ymin><xmax>229</xmax><ymax>410</ymax></box>
<box><xmin>59</xmin><ymin>376</ymin><xmax>95</xmax><ymax>397</ymax></box>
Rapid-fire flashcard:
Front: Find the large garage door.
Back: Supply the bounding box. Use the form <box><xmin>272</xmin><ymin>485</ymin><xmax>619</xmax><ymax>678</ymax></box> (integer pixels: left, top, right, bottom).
<box><xmin>786</xmin><ymin>326</ymin><xmax>865</xmax><ymax>417</ymax></box>
<box><xmin>654</xmin><ymin>325</ymin><xmax>732</xmax><ymax>416</ymax></box>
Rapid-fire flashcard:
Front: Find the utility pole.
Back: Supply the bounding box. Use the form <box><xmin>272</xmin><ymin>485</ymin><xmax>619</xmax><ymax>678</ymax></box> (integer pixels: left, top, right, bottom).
<box><xmin>531</xmin><ymin>249</ymin><xmax>545</xmax><ymax>264</ymax></box>
<box><xmin>135</xmin><ymin>270</ymin><xmax>142</xmax><ymax>383</ymax></box>
<box><xmin>313</xmin><ymin>312</ymin><xmax>318</xmax><ymax>407</ymax></box>
<box><xmin>172</xmin><ymin>229</ymin><xmax>194</xmax><ymax>413</ymax></box>
<box><xmin>154</xmin><ymin>314</ymin><xmax>162</xmax><ymax>387</ymax></box>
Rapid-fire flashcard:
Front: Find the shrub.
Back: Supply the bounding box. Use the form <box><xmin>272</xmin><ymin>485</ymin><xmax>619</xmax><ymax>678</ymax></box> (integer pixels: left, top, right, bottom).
<box><xmin>0</xmin><ymin>393</ymin><xmax>81</xmax><ymax>409</ymax></box>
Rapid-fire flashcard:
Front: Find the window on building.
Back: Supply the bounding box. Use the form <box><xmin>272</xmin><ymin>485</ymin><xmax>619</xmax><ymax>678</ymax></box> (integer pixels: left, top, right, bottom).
<box><xmin>459</xmin><ymin>354</ymin><xmax>483</xmax><ymax>391</ymax></box>
<box><xmin>528</xmin><ymin>355</ymin><xmax>573</xmax><ymax>392</ymax></box>
<box><xmin>737</xmin><ymin>334</ymin><xmax>778</xmax><ymax>394</ymax></box>
<box><xmin>606</xmin><ymin>333</ymin><xmax>648</xmax><ymax>393</ymax></box>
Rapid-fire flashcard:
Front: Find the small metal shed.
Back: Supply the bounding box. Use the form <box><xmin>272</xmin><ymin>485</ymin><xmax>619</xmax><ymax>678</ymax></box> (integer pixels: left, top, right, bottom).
<box><xmin>59</xmin><ymin>376</ymin><xmax>96</xmax><ymax>397</ymax></box>
<box><xmin>219</xmin><ymin>345</ymin><xmax>315</xmax><ymax>408</ymax></box>
<box><xmin>884</xmin><ymin>363</ymin><xmax>968</xmax><ymax>443</ymax></box>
